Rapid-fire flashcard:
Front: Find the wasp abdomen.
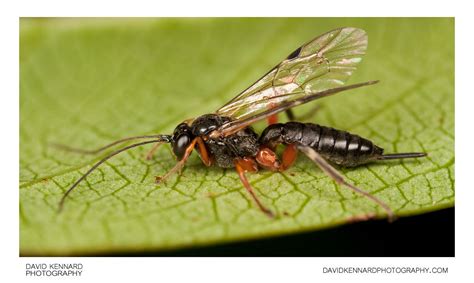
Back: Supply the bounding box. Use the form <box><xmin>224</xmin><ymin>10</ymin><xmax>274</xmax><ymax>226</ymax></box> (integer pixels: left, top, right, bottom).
<box><xmin>259</xmin><ymin>122</ymin><xmax>384</xmax><ymax>167</ymax></box>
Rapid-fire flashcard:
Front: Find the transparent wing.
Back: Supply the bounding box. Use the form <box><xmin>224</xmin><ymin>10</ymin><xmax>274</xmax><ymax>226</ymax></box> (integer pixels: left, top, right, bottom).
<box><xmin>215</xmin><ymin>27</ymin><xmax>368</xmax><ymax>120</ymax></box>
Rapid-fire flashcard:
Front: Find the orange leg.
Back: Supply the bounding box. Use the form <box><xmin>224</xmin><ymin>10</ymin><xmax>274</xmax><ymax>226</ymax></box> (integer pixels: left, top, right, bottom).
<box><xmin>267</xmin><ymin>102</ymin><xmax>278</xmax><ymax>125</ymax></box>
<box><xmin>155</xmin><ymin>138</ymin><xmax>197</xmax><ymax>184</ymax></box>
<box><xmin>267</xmin><ymin>114</ymin><xmax>278</xmax><ymax>125</ymax></box>
<box><xmin>280</xmin><ymin>144</ymin><xmax>298</xmax><ymax>171</ymax></box>
<box><xmin>255</xmin><ymin>146</ymin><xmax>280</xmax><ymax>171</ymax></box>
<box><xmin>195</xmin><ymin>137</ymin><xmax>212</xmax><ymax>167</ymax></box>
<box><xmin>234</xmin><ymin>158</ymin><xmax>274</xmax><ymax>218</ymax></box>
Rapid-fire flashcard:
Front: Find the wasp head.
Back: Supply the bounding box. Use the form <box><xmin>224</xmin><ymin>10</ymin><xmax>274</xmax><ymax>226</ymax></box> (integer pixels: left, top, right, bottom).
<box><xmin>171</xmin><ymin>123</ymin><xmax>195</xmax><ymax>160</ymax></box>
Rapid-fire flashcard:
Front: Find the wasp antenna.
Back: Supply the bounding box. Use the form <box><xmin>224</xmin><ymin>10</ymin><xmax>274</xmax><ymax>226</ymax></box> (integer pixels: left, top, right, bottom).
<box><xmin>366</xmin><ymin>80</ymin><xmax>379</xmax><ymax>85</ymax></box>
<box><xmin>379</xmin><ymin>152</ymin><xmax>427</xmax><ymax>160</ymax></box>
<box><xmin>50</xmin><ymin>134</ymin><xmax>172</xmax><ymax>155</ymax></box>
<box><xmin>58</xmin><ymin>138</ymin><xmax>168</xmax><ymax>212</ymax></box>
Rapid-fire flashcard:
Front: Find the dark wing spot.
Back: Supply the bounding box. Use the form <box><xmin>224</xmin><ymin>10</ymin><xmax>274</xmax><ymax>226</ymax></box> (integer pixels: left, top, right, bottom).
<box><xmin>286</xmin><ymin>46</ymin><xmax>302</xmax><ymax>60</ymax></box>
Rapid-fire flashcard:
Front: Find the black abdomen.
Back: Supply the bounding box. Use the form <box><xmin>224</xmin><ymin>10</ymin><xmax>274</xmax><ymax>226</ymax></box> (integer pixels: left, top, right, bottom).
<box><xmin>259</xmin><ymin>122</ymin><xmax>384</xmax><ymax>167</ymax></box>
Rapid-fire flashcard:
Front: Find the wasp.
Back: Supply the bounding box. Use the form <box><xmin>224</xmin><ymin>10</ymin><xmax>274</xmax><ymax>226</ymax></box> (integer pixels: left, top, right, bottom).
<box><xmin>57</xmin><ymin>27</ymin><xmax>426</xmax><ymax>221</ymax></box>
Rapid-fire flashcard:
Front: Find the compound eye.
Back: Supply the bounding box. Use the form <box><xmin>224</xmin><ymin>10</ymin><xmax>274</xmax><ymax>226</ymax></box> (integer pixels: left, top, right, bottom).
<box><xmin>173</xmin><ymin>134</ymin><xmax>192</xmax><ymax>160</ymax></box>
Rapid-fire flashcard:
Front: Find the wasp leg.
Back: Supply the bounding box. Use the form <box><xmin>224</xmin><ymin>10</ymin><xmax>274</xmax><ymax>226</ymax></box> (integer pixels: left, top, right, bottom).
<box><xmin>284</xmin><ymin>105</ymin><xmax>322</xmax><ymax>122</ymax></box>
<box><xmin>267</xmin><ymin>115</ymin><xmax>278</xmax><ymax>125</ymax></box>
<box><xmin>267</xmin><ymin>102</ymin><xmax>279</xmax><ymax>125</ymax></box>
<box><xmin>279</xmin><ymin>144</ymin><xmax>298</xmax><ymax>171</ymax></box>
<box><xmin>255</xmin><ymin>146</ymin><xmax>280</xmax><ymax>171</ymax></box>
<box><xmin>155</xmin><ymin>138</ymin><xmax>197</xmax><ymax>184</ymax></box>
<box><xmin>297</xmin><ymin>145</ymin><xmax>396</xmax><ymax>222</ymax></box>
<box><xmin>268</xmin><ymin>105</ymin><xmax>321</xmax><ymax>124</ymax></box>
<box><xmin>285</xmin><ymin>109</ymin><xmax>296</xmax><ymax>121</ymax></box>
<box><xmin>234</xmin><ymin>158</ymin><xmax>274</xmax><ymax>218</ymax></box>
<box><xmin>255</xmin><ymin>144</ymin><xmax>297</xmax><ymax>172</ymax></box>
<box><xmin>195</xmin><ymin>137</ymin><xmax>212</xmax><ymax>167</ymax></box>
<box><xmin>145</xmin><ymin>142</ymin><xmax>164</xmax><ymax>160</ymax></box>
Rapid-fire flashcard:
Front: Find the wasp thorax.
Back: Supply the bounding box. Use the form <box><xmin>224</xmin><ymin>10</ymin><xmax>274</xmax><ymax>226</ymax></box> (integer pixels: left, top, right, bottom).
<box><xmin>190</xmin><ymin>114</ymin><xmax>232</xmax><ymax>136</ymax></box>
<box><xmin>171</xmin><ymin>123</ymin><xmax>194</xmax><ymax>160</ymax></box>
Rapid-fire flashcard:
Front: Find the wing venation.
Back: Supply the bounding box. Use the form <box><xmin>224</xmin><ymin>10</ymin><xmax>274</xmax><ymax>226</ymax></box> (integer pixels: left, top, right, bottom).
<box><xmin>215</xmin><ymin>27</ymin><xmax>368</xmax><ymax>120</ymax></box>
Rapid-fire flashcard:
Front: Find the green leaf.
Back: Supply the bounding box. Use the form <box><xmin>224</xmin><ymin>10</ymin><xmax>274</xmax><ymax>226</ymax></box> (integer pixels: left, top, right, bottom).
<box><xmin>20</xmin><ymin>18</ymin><xmax>454</xmax><ymax>255</ymax></box>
